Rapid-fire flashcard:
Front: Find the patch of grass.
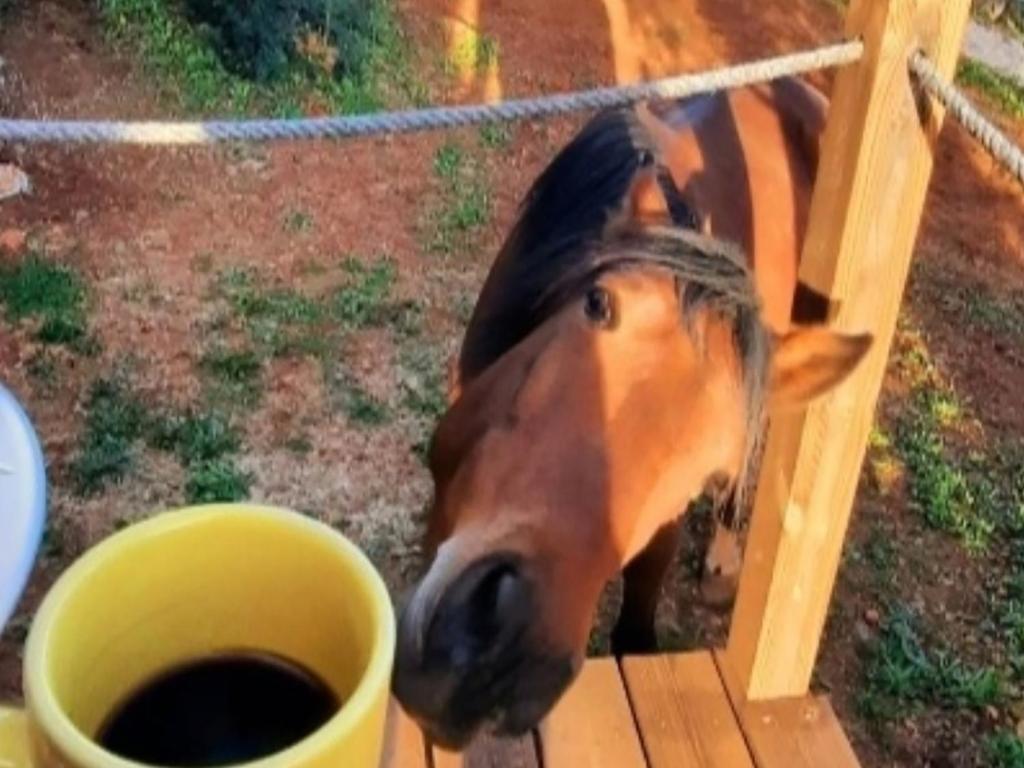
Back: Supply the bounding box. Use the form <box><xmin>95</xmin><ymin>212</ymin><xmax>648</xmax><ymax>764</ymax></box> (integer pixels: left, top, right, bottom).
<box><xmin>479</xmin><ymin>122</ymin><xmax>513</xmax><ymax>150</ymax></box>
<box><xmin>896</xmin><ymin>394</ymin><xmax>995</xmax><ymax>553</ymax></box>
<box><xmin>285</xmin><ymin>435</ymin><xmax>313</xmax><ymax>454</ymax></box>
<box><xmin>149</xmin><ymin>407</ymin><xmax>249</xmax><ymax>503</ymax></box>
<box><xmin>214</xmin><ymin>267</ymin><xmax>328</xmax><ymax>357</ymax></box>
<box><xmin>283</xmin><ymin>209</ymin><xmax>315</xmax><ymax>234</ymax></box>
<box><xmin>69</xmin><ymin>370</ymin><xmax>253</xmax><ymax>503</ymax></box>
<box><xmin>26</xmin><ymin>352</ymin><xmax>58</xmax><ymax>392</ymax></box>
<box><xmin>859</xmin><ymin>606</ymin><xmax>1003</xmax><ymax>722</ymax></box>
<box><xmin>200</xmin><ymin>347</ymin><xmax>264</xmax><ymax>405</ymax></box>
<box><xmin>864</xmin><ymin>527</ymin><xmax>898</xmax><ymax>577</ymax></box>
<box><xmin>426</xmin><ymin>143</ymin><xmax>492</xmax><ymax>254</ymax></box>
<box><xmin>340</xmin><ymin>382</ymin><xmax>391</xmax><ymax>426</ymax></box>
<box><xmin>397</xmin><ymin>343</ymin><xmax>447</xmax><ymax>463</ymax></box>
<box><xmin>891</xmin><ymin>331</ymin><xmax>998</xmax><ymax>553</ymax></box>
<box><xmin>428</xmin><ymin>185</ymin><xmax>491</xmax><ymax>253</ymax></box>
<box><xmin>185</xmin><ymin>458</ymin><xmax>251</xmax><ymax>503</ymax></box>
<box><xmin>957</xmin><ymin>60</ymin><xmax>1024</xmax><ymax>119</ymax></box>
<box><xmin>385</xmin><ymin>299</ymin><xmax>424</xmax><ymax>340</ymax></box>
<box><xmin>986</xmin><ymin>731</ymin><xmax>1024</xmax><ymax>768</ymax></box>
<box><xmin>433</xmin><ymin>142</ymin><xmax>464</xmax><ymax>180</ymax></box>
<box><xmin>332</xmin><ymin>258</ymin><xmax>397</xmax><ymax>328</ymax></box>
<box><xmin>399</xmin><ymin>344</ymin><xmax>447</xmax><ymax>419</ymax></box>
<box><xmin>70</xmin><ymin>378</ymin><xmax>147</xmax><ymax>495</ymax></box>
<box><xmin>0</xmin><ymin>255</ymin><xmax>90</xmax><ymax>348</ymax></box>
<box><xmin>99</xmin><ymin>0</ymin><xmax>413</xmax><ymax>116</ymax></box>
<box><xmin>150</xmin><ymin>411</ymin><xmax>241</xmax><ymax>464</ymax></box>
<box><xmin>965</xmin><ymin>289</ymin><xmax>1024</xmax><ymax>343</ymax></box>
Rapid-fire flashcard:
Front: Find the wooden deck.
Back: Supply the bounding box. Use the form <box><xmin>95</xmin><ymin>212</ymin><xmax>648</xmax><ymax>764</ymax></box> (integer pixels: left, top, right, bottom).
<box><xmin>380</xmin><ymin>651</ymin><xmax>860</xmax><ymax>767</ymax></box>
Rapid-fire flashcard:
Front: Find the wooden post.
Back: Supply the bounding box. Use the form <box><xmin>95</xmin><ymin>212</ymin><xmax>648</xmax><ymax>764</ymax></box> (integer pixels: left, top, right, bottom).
<box><xmin>723</xmin><ymin>0</ymin><xmax>971</xmax><ymax>700</ymax></box>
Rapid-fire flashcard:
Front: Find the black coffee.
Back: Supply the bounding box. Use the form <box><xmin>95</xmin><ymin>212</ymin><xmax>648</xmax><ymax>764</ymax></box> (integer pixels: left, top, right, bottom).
<box><xmin>98</xmin><ymin>652</ymin><xmax>339</xmax><ymax>767</ymax></box>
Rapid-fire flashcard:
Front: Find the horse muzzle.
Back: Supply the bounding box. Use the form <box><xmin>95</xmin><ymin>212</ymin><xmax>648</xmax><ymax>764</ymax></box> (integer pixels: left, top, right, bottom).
<box><xmin>391</xmin><ymin>552</ymin><xmax>578</xmax><ymax>749</ymax></box>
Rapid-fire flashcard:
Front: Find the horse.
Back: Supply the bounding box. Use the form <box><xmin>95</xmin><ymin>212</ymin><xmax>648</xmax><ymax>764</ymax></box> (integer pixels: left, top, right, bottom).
<box><xmin>392</xmin><ymin>77</ymin><xmax>871</xmax><ymax>749</ymax></box>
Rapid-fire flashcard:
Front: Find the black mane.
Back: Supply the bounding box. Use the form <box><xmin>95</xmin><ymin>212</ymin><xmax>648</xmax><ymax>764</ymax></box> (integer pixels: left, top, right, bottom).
<box><xmin>458</xmin><ymin>108</ymin><xmax>658</xmax><ymax>382</ymax></box>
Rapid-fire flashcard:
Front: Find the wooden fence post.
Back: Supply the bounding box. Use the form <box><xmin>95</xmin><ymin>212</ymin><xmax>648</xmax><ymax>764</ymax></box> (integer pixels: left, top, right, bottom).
<box><xmin>723</xmin><ymin>0</ymin><xmax>972</xmax><ymax>701</ymax></box>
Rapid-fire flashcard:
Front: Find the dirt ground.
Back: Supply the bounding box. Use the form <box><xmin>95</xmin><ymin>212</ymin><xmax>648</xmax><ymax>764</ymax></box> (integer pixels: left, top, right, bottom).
<box><xmin>2</xmin><ymin>1</ymin><xmax>1024</xmax><ymax>766</ymax></box>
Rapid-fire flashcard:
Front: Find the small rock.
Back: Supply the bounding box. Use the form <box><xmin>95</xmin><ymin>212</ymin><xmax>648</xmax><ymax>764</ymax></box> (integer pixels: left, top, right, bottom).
<box><xmin>0</xmin><ymin>164</ymin><xmax>31</xmax><ymax>201</ymax></box>
<box><xmin>986</xmin><ymin>705</ymin><xmax>1001</xmax><ymax>723</ymax></box>
<box><xmin>0</xmin><ymin>228</ymin><xmax>27</xmax><ymax>255</ymax></box>
<box><xmin>854</xmin><ymin>620</ymin><xmax>873</xmax><ymax>644</ymax></box>
<box><xmin>864</xmin><ymin>608</ymin><xmax>881</xmax><ymax>626</ymax></box>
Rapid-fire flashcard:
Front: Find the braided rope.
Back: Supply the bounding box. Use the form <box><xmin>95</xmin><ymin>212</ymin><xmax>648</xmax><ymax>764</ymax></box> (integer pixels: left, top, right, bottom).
<box><xmin>910</xmin><ymin>51</ymin><xmax>1024</xmax><ymax>187</ymax></box>
<box><xmin>0</xmin><ymin>41</ymin><xmax>863</xmax><ymax>145</ymax></box>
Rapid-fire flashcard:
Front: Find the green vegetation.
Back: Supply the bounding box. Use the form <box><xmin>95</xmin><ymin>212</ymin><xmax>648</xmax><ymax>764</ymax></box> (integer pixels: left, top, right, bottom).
<box><xmin>479</xmin><ymin>122</ymin><xmax>513</xmax><ymax>150</ymax></box>
<box><xmin>426</xmin><ymin>142</ymin><xmax>492</xmax><ymax>254</ymax></box>
<box><xmin>987</xmin><ymin>730</ymin><xmax>1024</xmax><ymax>767</ymax></box>
<box><xmin>214</xmin><ymin>267</ymin><xmax>327</xmax><ymax>357</ymax></box>
<box><xmin>895</xmin><ymin>391</ymin><xmax>995</xmax><ymax>553</ymax></box>
<box><xmin>283</xmin><ymin>209</ymin><xmax>315</xmax><ymax>234</ymax></box>
<box><xmin>200</xmin><ymin>347</ymin><xmax>264</xmax><ymax>406</ymax></box>
<box><xmin>888</xmin><ymin>328</ymin><xmax>1011</xmax><ymax>553</ymax></box>
<box><xmin>182</xmin><ymin>0</ymin><xmax>391</xmax><ymax>83</ymax></box>
<box><xmin>338</xmin><ymin>380</ymin><xmax>391</xmax><ymax>426</ymax></box>
<box><xmin>69</xmin><ymin>375</ymin><xmax>250</xmax><ymax>503</ymax></box>
<box><xmin>185</xmin><ymin>457</ymin><xmax>251</xmax><ymax>503</ymax></box>
<box><xmin>0</xmin><ymin>255</ymin><xmax>92</xmax><ymax>350</ymax></box>
<box><xmin>957</xmin><ymin>60</ymin><xmax>1024</xmax><ymax>119</ymax></box>
<box><xmin>26</xmin><ymin>352</ymin><xmax>58</xmax><ymax>392</ymax></box>
<box><xmin>99</xmin><ymin>0</ymin><xmax>415</xmax><ymax>115</ymax></box>
<box><xmin>964</xmin><ymin>288</ymin><xmax>1024</xmax><ymax>342</ymax></box>
<box><xmin>332</xmin><ymin>258</ymin><xmax>397</xmax><ymax>328</ymax></box>
<box><xmin>399</xmin><ymin>343</ymin><xmax>447</xmax><ymax>462</ymax></box>
<box><xmin>70</xmin><ymin>378</ymin><xmax>147</xmax><ymax>495</ymax></box>
<box><xmin>210</xmin><ymin>259</ymin><xmax>421</xmax><ymax>430</ymax></box>
<box><xmin>859</xmin><ymin>607</ymin><xmax>1002</xmax><ymax>722</ymax></box>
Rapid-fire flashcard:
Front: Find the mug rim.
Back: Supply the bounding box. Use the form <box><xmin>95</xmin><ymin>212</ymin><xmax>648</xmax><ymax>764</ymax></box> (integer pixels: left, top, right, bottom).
<box><xmin>23</xmin><ymin>503</ymin><xmax>396</xmax><ymax>768</ymax></box>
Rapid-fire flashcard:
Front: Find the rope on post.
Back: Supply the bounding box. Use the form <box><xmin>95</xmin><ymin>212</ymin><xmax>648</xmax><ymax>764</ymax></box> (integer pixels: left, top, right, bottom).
<box><xmin>0</xmin><ymin>41</ymin><xmax>863</xmax><ymax>145</ymax></box>
<box><xmin>910</xmin><ymin>50</ymin><xmax>1024</xmax><ymax>188</ymax></box>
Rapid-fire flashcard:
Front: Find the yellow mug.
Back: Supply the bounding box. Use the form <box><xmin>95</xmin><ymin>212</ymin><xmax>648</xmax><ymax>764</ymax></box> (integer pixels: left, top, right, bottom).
<box><xmin>0</xmin><ymin>504</ymin><xmax>396</xmax><ymax>768</ymax></box>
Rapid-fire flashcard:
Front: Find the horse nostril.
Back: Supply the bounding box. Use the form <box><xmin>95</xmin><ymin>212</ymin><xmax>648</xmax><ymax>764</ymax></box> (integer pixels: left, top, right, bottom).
<box><xmin>429</xmin><ymin>555</ymin><xmax>531</xmax><ymax>669</ymax></box>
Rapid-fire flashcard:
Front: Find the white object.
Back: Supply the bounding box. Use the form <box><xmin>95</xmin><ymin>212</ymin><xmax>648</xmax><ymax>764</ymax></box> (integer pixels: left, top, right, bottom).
<box><xmin>0</xmin><ymin>385</ymin><xmax>46</xmax><ymax>632</ymax></box>
<box><xmin>0</xmin><ymin>165</ymin><xmax>31</xmax><ymax>202</ymax></box>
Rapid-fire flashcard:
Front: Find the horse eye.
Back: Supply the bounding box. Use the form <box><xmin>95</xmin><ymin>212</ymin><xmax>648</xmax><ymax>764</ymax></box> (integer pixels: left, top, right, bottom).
<box><xmin>583</xmin><ymin>287</ymin><xmax>615</xmax><ymax>327</ymax></box>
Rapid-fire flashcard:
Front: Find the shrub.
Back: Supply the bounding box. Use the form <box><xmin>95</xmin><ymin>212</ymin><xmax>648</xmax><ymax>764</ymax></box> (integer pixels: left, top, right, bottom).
<box><xmin>184</xmin><ymin>0</ymin><xmax>389</xmax><ymax>82</ymax></box>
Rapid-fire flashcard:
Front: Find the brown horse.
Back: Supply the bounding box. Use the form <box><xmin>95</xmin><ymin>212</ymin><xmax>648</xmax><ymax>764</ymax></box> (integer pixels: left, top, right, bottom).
<box><xmin>392</xmin><ymin>78</ymin><xmax>871</xmax><ymax>749</ymax></box>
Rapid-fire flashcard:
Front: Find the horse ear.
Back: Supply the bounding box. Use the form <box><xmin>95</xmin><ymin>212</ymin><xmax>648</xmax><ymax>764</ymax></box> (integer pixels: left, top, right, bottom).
<box><xmin>626</xmin><ymin>167</ymin><xmax>671</xmax><ymax>225</ymax></box>
<box><xmin>768</xmin><ymin>327</ymin><xmax>872</xmax><ymax>409</ymax></box>
<box><xmin>602</xmin><ymin>165</ymin><xmax>671</xmax><ymax>236</ymax></box>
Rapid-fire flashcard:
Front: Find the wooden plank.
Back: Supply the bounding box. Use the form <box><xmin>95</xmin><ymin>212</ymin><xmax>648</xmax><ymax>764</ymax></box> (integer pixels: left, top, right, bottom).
<box><xmin>621</xmin><ymin>652</ymin><xmax>753</xmax><ymax>768</ymax></box>
<box><xmin>724</xmin><ymin>0</ymin><xmax>973</xmax><ymax>700</ymax></box>
<box><xmin>432</xmin><ymin>732</ymin><xmax>540</xmax><ymax>768</ymax></box>
<box><xmin>737</xmin><ymin>696</ymin><xmax>860</xmax><ymax>768</ymax></box>
<box><xmin>540</xmin><ymin>657</ymin><xmax>647</xmax><ymax>767</ymax></box>
<box><xmin>379</xmin><ymin>698</ymin><xmax>429</xmax><ymax>768</ymax></box>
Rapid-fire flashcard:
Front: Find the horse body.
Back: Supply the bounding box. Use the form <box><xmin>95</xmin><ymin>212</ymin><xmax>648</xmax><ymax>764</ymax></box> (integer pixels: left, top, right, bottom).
<box><xmin>393</xmin><ymin>78</ymin><xmax>866</xmax><ymax>749</ymax></box>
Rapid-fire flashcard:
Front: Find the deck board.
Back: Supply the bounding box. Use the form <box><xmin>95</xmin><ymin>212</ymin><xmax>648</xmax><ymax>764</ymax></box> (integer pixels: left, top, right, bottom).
<box><xmin>621</xmin><ymin>652</ymin><xmax>754</xmax><ymax>768</ymax></box>
<box><xmin>735</xmin><ymin>696</ymin><xmax>859</xmax><ymax>768</ymax></box>
<box><xmin>541</xmin><ymin>657</ymin><xmax>647</xmax><ymax>767</ymax></box>
<box><xmin>379</xmin><ymin>699</ymin><xmax>429</xmax><ymax>768</ymax></box>
<box><xmin>381</xmin><ymin>653</ymin><xmax>859</xmax><ymax>767</ymax></box>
